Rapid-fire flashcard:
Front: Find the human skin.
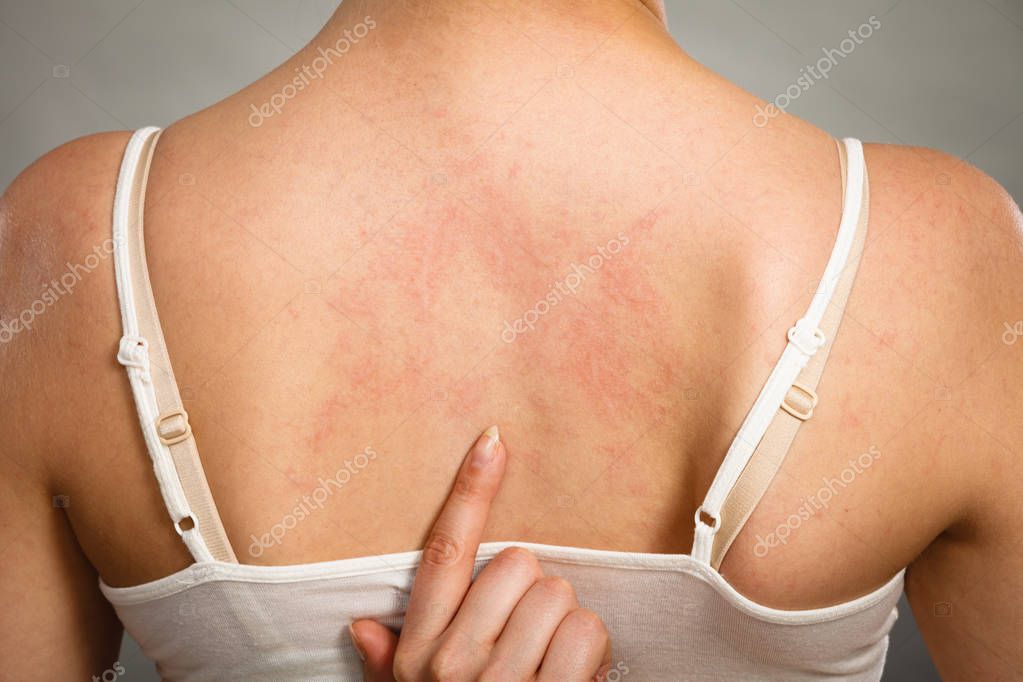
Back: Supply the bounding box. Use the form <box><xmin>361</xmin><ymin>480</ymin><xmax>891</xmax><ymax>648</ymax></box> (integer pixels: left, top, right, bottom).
<box><xmin>352</xmin><ymin>427</ymin><xmax>612</xmax><ymax>681</ymax></box>
<box><xmin>1</xmin><ymin>0</ymin><xmax>1022</xmax><ymax>679</ymax></box>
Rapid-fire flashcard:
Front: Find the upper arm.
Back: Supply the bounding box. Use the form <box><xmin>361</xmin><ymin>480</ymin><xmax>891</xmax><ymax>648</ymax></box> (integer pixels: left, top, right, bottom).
<box><xmin>897</xmin><ymin>149</ymin><xmax>1023</xmax><ymax>680</ymax></box>
<box><xmin>0</xmin><ymin>134</ymin><xmax>129</xmax><ymax>677</ymax></box>
<box><xmin>0</xmin><ymin>462</ymin><xmax>124</xmax><ymax>677</ymax></box>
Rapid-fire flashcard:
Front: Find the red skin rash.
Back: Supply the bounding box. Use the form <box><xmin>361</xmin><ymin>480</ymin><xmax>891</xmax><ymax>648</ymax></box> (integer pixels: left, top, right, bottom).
<box><xmin>327</xmin><ymin>188</ymin><xmax>572</xmax><ymax>394</ymax></box>
<box><xmin>448</xmin><ymin>368</ymin><xmax>487</xmax><ymax>417</ymax></box>
<box><xmin>338</xmin><ymin>191</ymin><xmax>553</xmax><ymax>314</ymax></box>
<box><xmin>552</xmin><ymin>313</ymin><xmax>675</xmax><ymax>427</ymax></box>
<box><xmin>302</xmin><ymin>321</ymin><xmax>431</xmax><ymax>457</ymax></box>
<box><xmin>512</xmin><ymin>446</ymin><xmax>544</xmax><ymax>477</ymax></box>
<box><xmin>315</xmin><ymin>168</ymin><xmax>680</xmax><ymax>478</ymax></box>
<box><xmin>307</xmin><ymin>390</ymin><xmax>344</xmax><ymax>456</ymax></box>
<box><xmin>454</xmin><ymin>151</ymin><xmax>578</xmax><ymax>265</ymax></box>
<box><xmin>583</xmin><ymin>202</ymin><xmax>676</xmax><ymax>362</ymax></box>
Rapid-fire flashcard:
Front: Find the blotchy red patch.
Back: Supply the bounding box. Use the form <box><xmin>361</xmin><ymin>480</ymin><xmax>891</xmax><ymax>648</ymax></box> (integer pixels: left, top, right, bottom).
<box><xmin>513</xmin><ymin>447</ymin><xmax>543</xmax><ymax>476</ymax></box>
<box><xmin>553</xmin><ymin>315</ymin><xmax>647</xmax><ymax>421</ymax></box>
<box><xmin>306</xmin><ymin>390</ymin><xmax>345</xmax><ymax>454</ymax></box>
<box><xmin>303</xmin><ymin>334</ymin><xmax>420</xmax><ymax>454</ymax></box>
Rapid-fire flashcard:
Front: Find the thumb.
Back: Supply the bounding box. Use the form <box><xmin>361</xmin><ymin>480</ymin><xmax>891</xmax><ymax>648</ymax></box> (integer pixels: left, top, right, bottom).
<box><xmin>350</xmin><ymin>620</ymin><xmax>398</xmax><ymax>681</ymax></box>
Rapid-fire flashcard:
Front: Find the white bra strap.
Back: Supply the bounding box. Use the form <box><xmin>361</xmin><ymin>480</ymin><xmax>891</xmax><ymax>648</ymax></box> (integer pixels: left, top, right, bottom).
<box><xmin>112</xmin><ymin>127</ymin><xmax>238</xmax><ymax>564</ymax></box>
<box><xmin>709</xmin><ymin>141</ymin><xmax>870</xmax><ymax>568</ymax></box>
<box><xmin>691</xmin><ymin>138</ymin><xmax>869</xmax><ymax>565</ymax></box>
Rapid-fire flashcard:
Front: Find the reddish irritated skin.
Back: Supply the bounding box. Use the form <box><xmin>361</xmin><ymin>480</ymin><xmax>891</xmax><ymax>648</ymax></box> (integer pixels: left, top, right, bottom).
<box><xmin>422</xmin><ymin>196</ymin><xmax>681</xmax><ymax>449</ymax></box>
<box><xmin>307</xmin><ymin>391</ymin><xmax>345</xmax><ymax>455</ymax></box>
<box><xmin>332</xmin><ymin>192</ymin><xmax>549</xmax><ymax>321</ymax></box>
<box><xmin>594</xmin><ymin>207</ymin><xmax>673</xmax><ymax>338</ymax></box>
<box><xmin>4</xmin><ymin>4</ymin><xmax>1023</xmax><ymax>680</ymax></box>
<box><xmin>303</xmin><ymin>328</ymin><xmax>432</xmax><ymax>456</ymax></box>
<box><xmin>458</xmin><ymin>165</ymin><xmax>578</xmax><ymax>265</ymax></box>
<box><xmin>555</xmin><ymin>315</ymin><xmax>650</xmax><ymax>420</ymax></box>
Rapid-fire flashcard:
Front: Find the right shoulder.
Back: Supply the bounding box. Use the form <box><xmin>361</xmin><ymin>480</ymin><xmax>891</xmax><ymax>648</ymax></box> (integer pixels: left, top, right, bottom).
<box><xmin>860</xmin><ymin>142</ymin><xmax>1022</xmax><ymax>392</ymax></box>
<box><xmin>861</xmin><ymin>141</ymin><xmax>1023</xmax><ymax>535</ymax></box>
<box><xmin>863</xmin><ymin>143</ymin><xmax>1023</xmax><ymax>680</ymax></box>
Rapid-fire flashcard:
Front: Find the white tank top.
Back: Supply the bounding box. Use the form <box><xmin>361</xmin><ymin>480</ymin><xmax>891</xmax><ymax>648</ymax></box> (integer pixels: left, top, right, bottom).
<box><xmin>101</xmin><ymin>127</ymin><xmax>904</xmax><ymax>681</ymax></box>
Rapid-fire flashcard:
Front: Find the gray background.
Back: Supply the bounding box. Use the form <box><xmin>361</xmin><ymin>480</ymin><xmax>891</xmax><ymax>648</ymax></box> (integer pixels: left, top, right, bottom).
<box><xmin>2</xmin><ymin>0</ymin><xmax>1021</xmax><ymax>679</ymax></box>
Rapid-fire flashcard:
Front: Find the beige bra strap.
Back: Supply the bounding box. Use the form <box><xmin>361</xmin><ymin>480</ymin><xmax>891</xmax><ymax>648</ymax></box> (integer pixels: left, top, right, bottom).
<box><xmin>120</xmin><ymin>129</ymin><xmax>237</xmax><ymax>563</ymax></box>
<box><xmin>710</xmin><ymin>140</ymin><xmax>870</xmax><ymax>569</ymax></box>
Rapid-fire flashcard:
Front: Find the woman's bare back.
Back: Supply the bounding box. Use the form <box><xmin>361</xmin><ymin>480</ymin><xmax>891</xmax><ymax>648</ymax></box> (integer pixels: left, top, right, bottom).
<box><xmin>2</xmin><ymin>2</ymin><xmax>1021</xmax><ymax>678</ymax></box>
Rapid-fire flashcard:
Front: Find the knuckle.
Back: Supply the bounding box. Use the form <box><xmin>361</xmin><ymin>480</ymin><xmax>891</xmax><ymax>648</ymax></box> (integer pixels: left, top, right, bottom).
<box><xmin>392</xmin><ymin>651</ymin><xmax>418</xmax><ymax>682</ymax></box>
<box><xmin>535</xmin><ymin>575</ymin><xmax>576</xmax><ymax>604</ymax></box>
<box><xmin>478</xmin><ymin>661</ymin><xmax>518</xmax><ymax>682</ymax></box>
<box><xmin>565</xmin><ymin>608</ymin><xmax>609</xmax><ymax>642</ymax></box>
<box><xmin>428</xmin><ymin>644</ymin><xmax>471</xmax><ymax>681</ymax></box>
<box><xmin>450</xmin><ymin>468</ymin><xmax>485</xmax><ymax>502</ymax></box>
<box><xmin>492</xmin><ymin>546</ymin><xmax>541</xmax><ymax>578</ymax></box>
<box><xmin>421</xmin><ymin>531</ymin><xmax>464</xmax><ymax>568</ymax></box>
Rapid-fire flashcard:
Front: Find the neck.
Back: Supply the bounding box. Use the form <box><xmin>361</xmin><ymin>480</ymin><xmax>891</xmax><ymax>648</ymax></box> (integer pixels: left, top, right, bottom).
<box><xmin>322</xmin><ymin>0</ymin><xmax>669</xmax><ymax>46</ymax></box>
<box><xmin>637</xmin><ymin>0</ymin><xmax>667</xmax><ymax>24</ymax></box>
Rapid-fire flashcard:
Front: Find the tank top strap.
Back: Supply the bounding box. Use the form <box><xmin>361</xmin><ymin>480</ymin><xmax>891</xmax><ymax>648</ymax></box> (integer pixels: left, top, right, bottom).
<box><xmin>691</xmin><ymin>138</ymin><xmax>870</xmax><ymax>567</ymax></box>
<box><xmin>112</xmin><ymin>126</ymin><xmax>237</xmax><ymax>564</ymax></box>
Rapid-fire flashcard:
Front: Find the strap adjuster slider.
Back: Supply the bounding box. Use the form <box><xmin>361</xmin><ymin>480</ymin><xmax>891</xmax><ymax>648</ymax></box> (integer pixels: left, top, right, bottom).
<box><xmin>781</xmin><ymin>381</ymin><xmax>819</xmax><ymax>421</ymax></box>
<box><xmin>156</xmin><ymin>409</ymin><xmax>192</xmax><ymax>445</ymax></box>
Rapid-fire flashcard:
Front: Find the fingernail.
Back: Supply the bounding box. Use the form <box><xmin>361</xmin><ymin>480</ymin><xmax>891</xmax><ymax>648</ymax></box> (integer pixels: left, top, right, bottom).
<box><xmin>484</xmin><ymin>424</ymin><xmax>499</xmax><ymax>443</ymax></box>
<box><xmin>472</xmin><ymin>425</ymin><xmax>500</xmax><ymax>467</ymax></box>
<box><xmin>595</xmin><ymin>663</ymin><xmax>611</xmax><ymax>681</ymax></box>
<box><xmin>348</xmin><ymin>623</ymin><xmax>366</xmax><ymax>661</ymax></box>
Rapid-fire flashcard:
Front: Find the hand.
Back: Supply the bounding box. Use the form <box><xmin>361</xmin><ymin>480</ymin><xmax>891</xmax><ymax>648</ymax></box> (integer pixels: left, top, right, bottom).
<box><xmin>350</xmin><ymin>426</ymin><xmax>612</xmax><ymax>682</ymax></box>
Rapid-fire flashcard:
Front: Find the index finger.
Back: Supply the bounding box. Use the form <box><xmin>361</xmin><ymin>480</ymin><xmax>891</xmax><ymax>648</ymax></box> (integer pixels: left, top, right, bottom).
<box><xmin>402</xmin><ymin>425</ymin><xmax>506</xmax><ymax>643</ymax></box>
